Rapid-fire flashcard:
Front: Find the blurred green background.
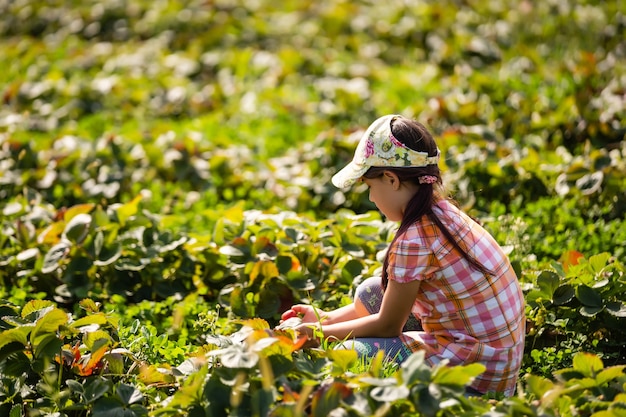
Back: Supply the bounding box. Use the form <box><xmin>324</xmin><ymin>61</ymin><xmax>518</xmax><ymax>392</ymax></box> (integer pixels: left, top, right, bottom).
<box><xmin>2</xmin><ymin>0</ymin><xmax>625</xmax><ymax>257</ymax></box>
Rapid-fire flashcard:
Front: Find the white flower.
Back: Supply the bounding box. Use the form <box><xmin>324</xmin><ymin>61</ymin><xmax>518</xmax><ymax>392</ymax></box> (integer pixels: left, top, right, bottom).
<box><xmin>374</xmin><ymin>138</ymin><xmax>397</xmax><ymax>159</ymax></box>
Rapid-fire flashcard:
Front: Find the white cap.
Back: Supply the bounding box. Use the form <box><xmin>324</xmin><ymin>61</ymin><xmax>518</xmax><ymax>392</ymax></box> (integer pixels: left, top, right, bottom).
<box><xmin>331</xmin><ymin>115</ymin><xmax>440</xmax><ymax>188</ymax></box>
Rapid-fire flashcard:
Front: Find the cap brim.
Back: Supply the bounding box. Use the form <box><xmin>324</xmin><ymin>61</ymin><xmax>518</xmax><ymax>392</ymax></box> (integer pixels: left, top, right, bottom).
<box><xmin>331</xmin><ymin>161</ymin><xmax>369</xmax><ymax>189</ymax></box>
<box><xmin>331</xmin><ymin>114</ymin><xmax>401</xmax><ymax>189</ymax></box>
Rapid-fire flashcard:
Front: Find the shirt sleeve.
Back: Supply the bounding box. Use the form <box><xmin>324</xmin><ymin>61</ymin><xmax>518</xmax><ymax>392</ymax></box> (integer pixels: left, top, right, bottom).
<box><xmin>387</xmin><ymin>232</ymin><xmax>440</xmax><ymax>283</ymax></box>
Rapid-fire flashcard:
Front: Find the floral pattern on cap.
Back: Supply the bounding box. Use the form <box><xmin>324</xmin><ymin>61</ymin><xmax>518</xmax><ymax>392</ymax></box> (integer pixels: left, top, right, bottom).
<box><xmin>332</xmin><ymin>115</ymin><xmax>440</xmax><ymax>189</ymax></box>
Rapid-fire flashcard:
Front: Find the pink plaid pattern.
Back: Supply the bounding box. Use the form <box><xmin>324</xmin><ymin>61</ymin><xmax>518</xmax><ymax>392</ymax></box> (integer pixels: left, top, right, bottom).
<box><xmin>388</xmin><ymin>200</ymin><xmax>525</xmax><ymax>396</ymax></box>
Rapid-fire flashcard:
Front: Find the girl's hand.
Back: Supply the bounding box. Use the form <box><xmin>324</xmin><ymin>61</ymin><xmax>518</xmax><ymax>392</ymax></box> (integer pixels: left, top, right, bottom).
<box><xmin>274</xmin><ymin>318</ymin><xmax>320</xmax><ymax>349</ymax></box>
<box><xmin>281</xmin><ymin>304</ymin><xmax>326</xmax><ymax>324</ymax></box>
<box><xmin>280</xmin><ymin>309</ymin><xmax>298</xmax><ymax>321</ymax></box>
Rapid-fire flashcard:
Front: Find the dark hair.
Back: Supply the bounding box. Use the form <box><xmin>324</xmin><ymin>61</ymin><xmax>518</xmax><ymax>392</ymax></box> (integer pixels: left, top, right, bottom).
<box><xmin>362</xmin><ymin>117</ymin><xmax>491</xmax><ymax>289</ymax></box>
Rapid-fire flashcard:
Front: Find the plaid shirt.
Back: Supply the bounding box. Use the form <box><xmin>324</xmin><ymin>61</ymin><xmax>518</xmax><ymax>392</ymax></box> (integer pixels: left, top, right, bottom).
<box><xmin>389</xmin><ymin>199</ymin><xmax>525</xmax><ymax>396</ymax></box>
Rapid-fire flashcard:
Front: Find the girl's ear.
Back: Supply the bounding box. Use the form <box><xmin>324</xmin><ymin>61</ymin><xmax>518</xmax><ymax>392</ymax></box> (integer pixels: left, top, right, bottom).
<box><xmin>382</xmin><ymin>171</ymin><xmax>401</xmax><ymax>190</ymax></box>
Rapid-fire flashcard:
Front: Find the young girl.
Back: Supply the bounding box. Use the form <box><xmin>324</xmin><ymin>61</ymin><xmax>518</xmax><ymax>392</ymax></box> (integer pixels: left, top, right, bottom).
<box><xmin>281</xmin><ymin>114</ymin><xmax>525</xmax><ymax>396</ymax></box>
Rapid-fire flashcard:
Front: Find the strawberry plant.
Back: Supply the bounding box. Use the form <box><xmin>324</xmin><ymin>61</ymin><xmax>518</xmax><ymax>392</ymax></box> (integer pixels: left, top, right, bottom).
<box><xmin>523</xmin><ymin>252</ymin><xmax>626</xmax><ymax>377</ymax></box>
<box><xmin>0</xmin><ymin>299</ymin><xmax>144</xmax><ymax>416</ymax></box>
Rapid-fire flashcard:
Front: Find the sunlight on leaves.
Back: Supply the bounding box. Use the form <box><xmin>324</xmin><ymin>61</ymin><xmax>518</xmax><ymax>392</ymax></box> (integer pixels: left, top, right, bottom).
<box><xmin>115</xmin><ymin>194</ymin><xmax>142</xmax><ymax>226</ymax></box>
<box><xmin>572</xmin><ymin>352</ymin><xmax>604</xmax><ymax>377</ymax></box>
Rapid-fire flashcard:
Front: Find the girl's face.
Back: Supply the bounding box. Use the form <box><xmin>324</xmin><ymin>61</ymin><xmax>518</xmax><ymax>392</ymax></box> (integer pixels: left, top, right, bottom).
<box><xmin>362</xmin><ymin>172</ymin><xmax>417</xmax><ymax>222</ymax></box>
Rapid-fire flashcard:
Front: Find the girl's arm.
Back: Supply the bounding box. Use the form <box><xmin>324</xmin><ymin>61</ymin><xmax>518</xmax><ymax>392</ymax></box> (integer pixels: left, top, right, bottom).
<box><xmin>299</xmin><ymin>279</ymin><xmax>421</xmax><ymax>341</ymax></box>
<box><xmin>284</xmin><ymin>303</ymin><xmax>361</xmax><ymax>324</ymax></box>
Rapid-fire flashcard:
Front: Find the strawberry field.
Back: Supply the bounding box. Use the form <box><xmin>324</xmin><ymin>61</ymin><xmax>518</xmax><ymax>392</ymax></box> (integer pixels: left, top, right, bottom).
<box><xmin>1</xmin><ymin>0</ymin><xmax>625</xmax><ymax>416</ymax></box>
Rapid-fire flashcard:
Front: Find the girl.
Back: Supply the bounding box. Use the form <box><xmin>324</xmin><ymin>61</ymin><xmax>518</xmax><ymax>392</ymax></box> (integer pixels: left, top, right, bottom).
<box><xmin>282</xmin><ymin>114</ymin><xmax>525</xmax><ymax>396</ymax></box>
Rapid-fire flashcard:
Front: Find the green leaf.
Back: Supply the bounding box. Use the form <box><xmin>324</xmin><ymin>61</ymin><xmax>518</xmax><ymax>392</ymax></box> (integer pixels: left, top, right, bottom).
<box><xmin>16</xmin><ymin>248</ymin><xmax>39</xmax><ymax>262</ymax></box>
<box><xmin>525</xmin><ymin>375</ymin><xmax>555</xmax><ymax>398</ymax></box>
<box><xmin>553</xmin><ymin>284</ymin><xmax>575</xmax><ymax>305</ymax></box>
<box><xmin>0</xmin><ymin>350</ymin><xmax>30</xmax><ymax>375</ymax></box>
<box><xmin>359</xmin><ymin>376</ymin><xmax>397</xmax><ymax>386</ymax></box>
<box><xmin>115</xmin><ymin>258</ymin><xmax>146</xmax><ymax>271</ymax></box>
<box><xmin>94</xmin><ymin>230</ymin><xmax>104</xmax><ymax>256</ymax></box>
<box><xmin>576</xmin><ymin>285</ymin><xmax>603</xmax><ymax>307</ymax></box>
<box><xmin>167</xmin><ymin>365</ymin><xmax>210</xmax><ymax>409</ymax></box>
<box><xmin>311</xmin><ymin>381</ymin><xmax>350</xmax><ymax>417</ymax></box>
<box><xmin>595</xmin><ymin>365</ymin><xmax>626</xmax><ymax>385</ymax></box>
<box><xmin>66</xmin><ymin>379</ymin><xmax>85</xmax><ymax>395</ymax></box>
<box><xmin>590</xmin><ymin>411</ymin><xmax>626</xmax><ymax>417</ymax></box>
<box><xmin>116</xmin><ymin>383</ymin><xmax>144</xmax><ymax>406</ymax></box>
<box><xmin>219</xmin><ymin>245</ymin><xmax>245</xmax><ymax>257</ymax></box>
<box><xmin>239</xmin><ymin>318</ymin><xmax>271</xmax><ymax>330</ymax></box>
<box><xmin>266</xmin><ymin>353</ymin><xmax>294</xmax><ymax>378</ymax></box>
<box><xmin>0</xmin><ymin>301</ymin><xmax>18</xmax><ymax>317</ymax></box>
<box><xmin>537</xmin><ymin>270</ymin><xmax>560</xmax><ymax>298</ymax></box>
<box><xmin>67</xmin><ymin>255</ymin><xmax>94</xmax><ymax>274</ymax></box>
<box><xmin>433</xmin><ymin>363</ymin><xmax>486</xmax><ymax>386</ymax></box>
<box><xmin>104</xmin><ymin>352</ymin><xmax>126</xmax><ymax>375</ymax></box>
<box><xmin>370</xmin><ymin>385</ymin><xmax>409</xmax><ymax>402</ymax></box>
<box><xmin>92</xmin><ymin>206</ymin><xmax>111</xmax><ymax>228</ymax></box>
<box><xmin>606</xmin><ymin>301</ymin><xmax>626</xmax><ymax>317</ymax></box>
<box><xmin>285</xmin><ymin>272</ymin><xmax>316</xmax><ymax>291</ymax></box>
<box><xmin>157</xmin><ymin>236</ymin><xmax>187</xmax><ymax>254</ymax></box>
<box><xmin>572</xmin><ymin>352</ymin><xmax>604</xmax><ymax>377</ymax></box>
<box><xmin>115</xmin><ymin>195</ymin><xmax>142</xmax><ymax>227</ymax></box>
<box><xmin>210</xmin><ymin>346</ymin><xmax>259</xmax><ymax>369</ymax></box>
<box><xmin>84</xmin><ymin>331</ymin><xmax>113</xmax><ymax>351</ymax></box>
<box><xmin>21</xmin><ymin>300</ymin><xmax>56</xmax><ymax>318</ymax></box>
<box><xmin>0</xmin><ymin>327</ymin><xmax>32</xmax><ymax>349</ymax></box>
<box><xmin>70</xmin><ymin>313</ymin><xmax>109</xmax><ymax>329</ymax></box>
<box><xmin>64</xmin><ymin>204</ymin><xmax>96</xmax><ymax>222</ymax></box>
<box><xmin>250</xmin><ymin>260</ymin><xmax>279</xmax><ymax>284</ymax></box>
<box><xmin>80</xmin><ymin>299</ymin><xmax>101</xmax><ymax>313</ymax></box>
<box><xmin>37</xmin><ymin>222</ymin><xmax>65</xmax><ymax>245</ymax></box>
<box><xmin>30</xmin><ymin>307</ymin><xmax>68</xmax><ymax>347</ymax></box>
<box><xmin>220</xmin><ymin>285</ymin><xmax>248</xmax><ymax>317</ymax></box>
<box><xmin>42</xmin><ymin>239</ymin><xmax>72</xmax><ymax>274</ymax></box>
<box><xmin>341</xmin><ymin>243</ymin><xmax>364</xmax><ymax>257</ymax></box>
<box><xmin>257</xmin><ymin>288</ymin><xmax>281</xmax><ymax>318</ymax></box>
<box><xmin>33</xmin><ymin>334</ymin><xmax>63</xmax><ymax>360</ymax></box>
<box><xmin>588</xmin><ymin>252</ymin><xmax>611</xmax><ymax>275</ymax></box>
<box><xmin>138</xmin><ymin>364</ymin><xmax>176</xmax><ymax>386</ymax></box>
<box><xmin>575</xmin><ymin>171</ymin><xmax>603</xmax><ymax>195</ymax></box>
<box><xmin>341</xmin><ymin>259</ymin><xmax>364</xmax><ymax>279</ymax></box>
<box><xmin>580</xmin><ymin>305</ymin><xmax>604</xmax><ymax>317</ymax></box>
<box><xmin>212</xmin><ymin>217</ymin><xmax>226</xmax><ymax>245</ymax></box>
<box><xmin>327</xmin><ymin>349</ymin><xmax>358</xmax><ymax>373</ymax></box>
<box><xmin>95</xmin><ymin>243</ymin><xmax>122</xmax><ymax>266</ymax></box>
<box><xmin>400</xmin><ymin>350</ymin><xmax>431</xmax><ymax>386</ymax></box>
<box><xmin>84</xmin><ymin>377</ymin><xmax>113</xmax><ymax>404</ymax></box>
<box><xmin>252</xmin><ymin>387</ymin><xmax>275</xmax><ymax>417</ymax></box>
<box><xmin>92</xmin><ymin>397</ymin><xmax>135</xmax><ymax>417</ymax></box>
<box><xmin>416</xmin><ymin>385</ymin><xmax>440</xmax><ymax>416</ymax></box>
<box><xmin>9</xmin><ymin>405</ymin><xmax>24</xmax><ymax>417</ymax></box>
<box><xmin>63</xmin><ymin>213</ymin><xmax>92</xmax><ymax>244</ymax></box>
<box><xmin>284</xmin><ymin>227</ymin><xmax>299</xmax><ymax>243</ymax></box>
<box><xmin>276</xmin><ymin>255</ymin><xmax>295</xmax><ymax>274</ymax></box>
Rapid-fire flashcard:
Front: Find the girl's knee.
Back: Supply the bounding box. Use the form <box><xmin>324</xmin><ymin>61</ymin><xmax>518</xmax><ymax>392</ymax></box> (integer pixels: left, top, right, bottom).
<box><xmin>354</xmin><ymin>276</ymin><xmax>384</xmax><ymax>298</ymax></box>
<box><xmin>354</xmin><ymin>276</ymin><xmax>384</xmax><ymax>315</ymax></box>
